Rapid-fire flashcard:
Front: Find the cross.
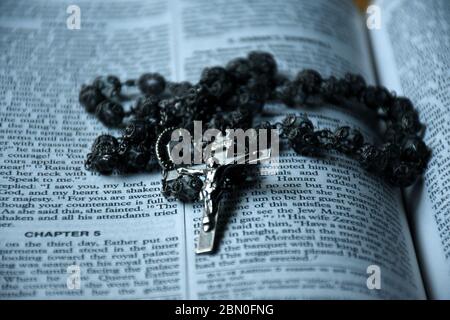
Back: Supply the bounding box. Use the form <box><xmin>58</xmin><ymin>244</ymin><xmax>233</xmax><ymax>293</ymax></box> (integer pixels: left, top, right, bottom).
<box><xmin>161</xmin><ymin>131</ymin><xmax>272</xmax><ymax>254</ymax></box>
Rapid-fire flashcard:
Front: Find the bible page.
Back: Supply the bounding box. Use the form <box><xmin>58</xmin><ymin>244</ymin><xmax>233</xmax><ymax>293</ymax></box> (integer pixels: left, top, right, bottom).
<box><xmin>173</xmin><ymin>0</ymin><xmax>426</xmax><ymax>299</ymax></box>
<box><xmin>370</xmin><ymin>0</ymin><xmax>450</xmax><ymax>299</ymax></box>
<box><xmin>0</xmin><ymin>0</ymin><xmax>191</xmax><ymax>299</ymax></box>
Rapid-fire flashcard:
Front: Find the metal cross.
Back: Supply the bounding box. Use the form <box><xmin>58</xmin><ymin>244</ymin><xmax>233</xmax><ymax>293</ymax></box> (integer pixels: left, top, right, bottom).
<box><xmin>162</xmin><ymin>132</ymin><xmax>271</xmax><ymax>253</ymax></box>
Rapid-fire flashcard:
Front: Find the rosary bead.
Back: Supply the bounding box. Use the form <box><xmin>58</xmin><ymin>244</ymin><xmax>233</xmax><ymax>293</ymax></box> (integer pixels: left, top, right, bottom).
<box><xmin>344</xmin><ymin>73</ymin><xmax>366</xmax><ymax>97</ymax></box>
<box><xmin>121</xmin><ymin>144</ymin><xmax>150</xmax><ymax>172</ymax></box>
<box><xmin>123</xmin><ymin>121</ymin><xmax>148</xmax><ymax>143</ymax></box>
<box><xmin>401</xmin><ymin>136</ymin><xmax>430</xmax><ymax>170</ymax></box>
<box><xmin>380</xmin><ymin>142</ymin><xmax>401</xmax><ymax>162</ymax></box>
<box><xmin>334</xmin><ymin>126</ymin><xmax>364</xmax><ymax>154</ymax></box>
<box><xmin>246</xmin><ymin>75</ymin><xmax>274</xmax><ymax>101</ymax></box>
<box><xmin>277</xmin><ymin>80</ymin><xmax>305</xmax><ymax>107</ymax></box>
<box><xmin>399</xmin><ymin>110</ymin><xmax>421</xmax><ymax>134</ymax></box>
<box><xmin>138</xmin><ymin>73</ymin><xmax>166</xmax><ymax>96</ymax></box>
<box><xmin>295</xmin><ymin>69</ymin><xmax>322</xmax><ymax>95</ymax></box>
<box><xmin>320</xmin><ymin>76</ymin><xmax>349</xmax><ymax>103</ymax></box>
<box><xmin>289</xmin><ymin>129</ymin><xmax>320</xmax><ymax>156</ymax></box>
<box><xmin>362</xmin><ymin>85</ymin><xmax>391</xmax><ymax>110</ymax></box>
<box><xmin>164</xmin><ymin>174</ymin><xmax>203</xmax><ymax>202</ymax></box>
<box><xmin>200</xmin><ymin>66</ymin><xmax>233</xmax><ymax>99</ymax></box>
<box><xmin>226</xmin><ymin>86</ymin><xmax>264</xmax><ymax>112</ymax></box>
<box><xmin>383</xmin><ymin>124</ymin><xmax>407</xmax><ymax>145</ymax></box>
<box><xmin>92</xmin><ymin>154</ymin><xmax>117</xmax><ymax>175</ymax></box>
<box><xmin>79</xmin><ymin>85</ymin><xmax>106</xmax><ymax>113</ymax></box>
<box><xmin>226</xmin><ymin>57</ymin><xmax>252</xmax><ymax>83</ymax></box>
<box><xmin>93</xmin><ymin>75</ymin><xmax>121</xmax><ymax>99</ymax></box>
<box><xmin>88</xmin><ymin>134</ymin><xmax>119</xmax><ymax>174</ymax></box>
<box><xmin>315</xmin><ymin>129</ymin><xmax>334</xmax><ymax>149</ymax></box>
<box><xmin>388</xmin><ymin>97</ymin><xmax>414</xmax><ymax>121</ymax></box>
<box><xmin>91</xmin><ymin>134</ymin><xmax>119</xmax><ymax>155</ymax></box>
<box><xmin>95</xmin><ymin>100</ymin><xmax>125</xmax><ymax>127</ymax></box>
<box><xmin>357</xmin><ymin>144</ymin><xmax>388</xmax><ymax>174</ymax></box>
<box><xmin>185</xmin><ymin>84</ymin><xmax>211</xmax><ymax>111</ymax></box>
<box><xmin>284</xmin><ymin>115</ymin><xmax>317</xmax><ymax>156</ymax></box>
<box><xmin>388</xmin><ymin>161</ymin><xmax>418</xmax><ymax>187</ymax></box>
<box><xmin>230</xmin><ymin>109</ymin><xmax>252</xmax><ymax>129</ymax></box>
<box><xmin>282</xmin><ymin>114</ymin><xmax>314</xmax><ymax>138</ymax></box>
<box><xmin>167</xmin><ymin>81</ymin><xmax>193</xmax><ymax>97</ymax></box>
<box><xmin>158</xmin><ymin>98</ymin><xmax>180</xmax><ymax>127</ymax></box>
<box><xmin>247</xmin><ymin>51</ymin><xmax>277</xmax><ymax>77</ymax></box>
<box><xmin>117</xmin><ymin>139</ymin><xmax>130</xmax><ymax>156</ymax></box>
<box><xmin>134</xmin><ymin>96</ymin><xmax>160</xmax><ymax>119</ymax></box>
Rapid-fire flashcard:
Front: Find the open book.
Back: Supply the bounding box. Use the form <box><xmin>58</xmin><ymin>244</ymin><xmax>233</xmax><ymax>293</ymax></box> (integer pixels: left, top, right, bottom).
<box><xmin>0</xmin><ymin>0</ymin><xmax>449</xmax><ymax>299</ymax></box>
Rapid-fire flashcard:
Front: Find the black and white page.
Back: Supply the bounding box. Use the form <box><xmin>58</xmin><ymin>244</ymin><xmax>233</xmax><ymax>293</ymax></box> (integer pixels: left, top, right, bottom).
<box><xmin>0</xmin><ymin>0</ymin><xmax>425</xmax><ymax>299</ymax></box>
<box><xmin>175</xmin><ymin>0</ymin><xmax>425</xmax><ymax>299</ymax></box>
<box><xmin>371</xmin><ymin>0</ymin><xmax>450</xmax><ymax>299</ymax></box>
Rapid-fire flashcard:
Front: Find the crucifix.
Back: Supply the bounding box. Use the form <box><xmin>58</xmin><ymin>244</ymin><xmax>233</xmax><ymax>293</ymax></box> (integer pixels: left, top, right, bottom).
<box><xmin>157</xmin><ymin>128</ymin><xmax>272</xmax><ymax>254</ymax></box>
<box><xmin>177</xmin><ymin>157</ymin><xmax>228</xmax><ymax>253</ymax></box>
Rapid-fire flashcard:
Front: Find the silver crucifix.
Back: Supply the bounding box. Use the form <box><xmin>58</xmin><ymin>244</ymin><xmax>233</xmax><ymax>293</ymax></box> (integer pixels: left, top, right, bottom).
<box><xmin>157</xmin><ymin>128</ymin><xmax>272</xmax><ymax>254</ymax></box>
<box><xmin>177</xmin><ymin>157</ymin><xmax>225</xmax><ymax>253</ymax></box>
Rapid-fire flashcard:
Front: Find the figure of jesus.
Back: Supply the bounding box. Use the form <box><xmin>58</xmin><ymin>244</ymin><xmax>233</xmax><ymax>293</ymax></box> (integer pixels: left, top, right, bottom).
<box><xmin>177</xmin><ymin>157</ymin><xmax>225</xmax><ymax>232</ymax></box>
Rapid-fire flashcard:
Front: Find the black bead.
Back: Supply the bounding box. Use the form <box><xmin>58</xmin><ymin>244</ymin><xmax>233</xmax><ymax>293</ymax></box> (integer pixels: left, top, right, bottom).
<box><xmin>95</xmin><ymin>100</ymin><xmax>125</xmax><ymax>127</ymax></box>
<box><xmin>383</xmin><ymin>124</ymin><xmax>407</xmax><ymax>145</ymax></box>
<box><xmin>122</xmin><ymin>144</ymin><xmax>150</xmax><ymax>172</ymax></box>
<box><xmin>388</xmin><ymin>161</ymin><xmax>419</xmax><ymax>187</ymax></box>
<box><xmin>226</xmin><ymin>86</ymin><xmax>264</xmax><ymax>112</ymax></box>
<box><xmin>388</xmin><ymin>97</ymin><xmax>414</xmax><ymax>121</ymax></box>
<box><xmin>334</xmin><ymin>126</ymin><xmax>364</xmax><ymax>154</ymax></box>
<box><xmin>165</xmin><ymin>174</ymin><xmax>203</xmax><ymax>202</ymax></box>
<box><xmin>362</xmin><ymin>85</ymin><xmax>392</xmax><ymax>110</ymax></box>
<box><xmin>123</xmin><ymin>121</ymin><xmax>148</xmax><ymax>143</ymax></box>
<box><xmin>315</xmin><ymin>129</ymin><xmax>334</xmax><ymax>149</ymax></box>
<box><xmin>167</xmin><ymin>81</ymin><xmax>193</xmax><ymax>97</ymax></box>
<box><xmin>358</xmin><ymin>144</ymin><xmax>388</xmax><ymax>174</ymax></box>
<box><xmin>79</xmin><ymin>85</ymin><xmax>106</xmax><ymax>113</ymax></box>
<box><xmin>230</xmin><ymin>109</ymin><xmax>252</xmax><ymax>129</ymax></box>
<box><xmin>296</xmin><ymin>69</ymin><xmax>322</xmax><ymax>95</ymax></box>
<box><xmin>246</xmin><ymin>74</ymin><xmax>274</xmax><ymax>101</ymax></box>
<box><xmin>200</xmin><ymin>66</ymin><xmax>233</xmax><ymax>99</ymax></box>
<box><xmin>276</xmin><ymin>80</ymin><xmax>305</xmax><ymax>107</ymax></box>
<box><xmin>158</xmin><ymin>98</ymin><xmax>180</xmax><ymax>127</ymax></box>
<box><xmin>93</xmin><ymin>75</ymin><xmax>121</xmax><ymax>99</ymax></box>
<box><xmin>399</xmin><ymin>110</ymin><xmax>421</xmax><ymax>134</ymax></box>
<box><xmin>247</xmin><ymin>51</ymin><xmax>277</xmax><ymax>77</ymax></box>
<box><xmin>134</xmin><ymin>96</ymin><xmax>160</xmax><ymax>119</ymax></box>
<box><xmin>184</xmin><ymin>85</ymin><xmax>211</xmax><ymax>114</ymax></box>
<box><xmin>138</xmin><ymin>73</ymin><xmax>166</xmax><ymax>96</ymax></box>
<box><xmin>344</xmin><ymin>73</ymin><xmax>366</xmax><ymax>97</ymax></box>
<box><xmin>88</xmin><ymin>134</ymin><xmax>119</xmax><ymax>174</ymax></box>
<box><xmin>320</xmin><ymin>76</ymin><xmax>349</xmax><ymax>103</ymax></box>
<box><xmin>284</xmin><ymin>114</ymin><xmax>317</xmax><ymax>156</ymax></box>
<box><xmin>380</xmin><ymin>142</ymin><xmax>401</xmax><ymax>161</ymax></box>
<box><xmin>289</xmin><ymin>130</ymin><xmax>320</xmax><ymax>156</ymax></box>
<box><xmin>226</xmin><ymin>57</ymin><xmax>252</xmax><ymax>83</ymax></box>
<box><xmin>117</xmin><ymin>139</ymin><xmax>130</xmax><ymax>156</ymax></box>
<box><xmin>93</xmin><ymin>154</ymin><xmax>117</xmax><ymax>175</ymax></box>
<box><xmin>91</xmin><ymin>134</ymin><xmax>119</xmax><ymax>155</ymax></box>
<box><xmin>282</xmin><ymin>114</ymin><xmax>314</xmax><ymax>138</ymax></box>
<box><xmin>401</xmin><ymin>137</ymin><xmax>430</xmax><ymax>169</ymax></box>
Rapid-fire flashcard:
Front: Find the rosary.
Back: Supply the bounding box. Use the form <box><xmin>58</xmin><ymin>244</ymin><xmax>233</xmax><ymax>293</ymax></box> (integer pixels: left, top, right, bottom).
<box><xmin>79</xmin><ymin>51</ymin><xmax>430</xmax><ymax>253</ymax></box>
